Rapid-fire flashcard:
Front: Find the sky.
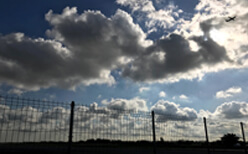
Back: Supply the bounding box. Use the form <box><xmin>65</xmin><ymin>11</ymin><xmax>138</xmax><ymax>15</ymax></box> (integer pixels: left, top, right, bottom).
<box><xmin>0</xmin><ymin>0</ymin><xmax>248</xmax><ymax>121</ymax></box>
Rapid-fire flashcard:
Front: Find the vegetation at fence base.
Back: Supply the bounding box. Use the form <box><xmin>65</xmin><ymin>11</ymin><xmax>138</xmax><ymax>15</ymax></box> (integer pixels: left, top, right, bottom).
<box><xmin>208</xmin><ymin>133</ymin><xmax>246</xmax><ymax>149</ymax></box>
<box><xmin>77</xmin><ymin>139</ymin><xmax>153</xmax><ymax>147</ymax></box>
<box><xmin>75</xmin><ymin>139</ymin><xmax>208</xmax><ymax>149</ymax></box>
<box><xmin>157</xmin><ymin>140</ymin><xmax>207</xmax><ymax>148</ymax></box>
<box><xmin>220</xmin><ymin>133</ymin><xmax>240</xmax><ymax>147</ymax></box>
<box><xmin>0</xmin><ymin>139</ymin><xmax>206</xmax><ymax>148</ymax></box>
<box><xmin>0</xmin><ymin>133</ymin><xmax>245</xmax><ymax>150</ymax></box>
<box><xmin>0</xmin><ymin>138</ymin><xmax>246</xmax><ymax>149</ymax></box>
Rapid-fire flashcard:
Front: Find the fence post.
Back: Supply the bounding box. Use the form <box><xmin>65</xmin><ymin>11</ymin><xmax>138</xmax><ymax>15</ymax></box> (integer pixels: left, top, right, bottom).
<box><xmin>68</xmin><ymin>101</ymin><xmax>75</xmax><ymax>154</ymax></box>
<box><xmin>240</xmin><ymin>122</ymin><xmax>247</xmax><ymax>154</ymax></box>
<box><xmin>203</xmin><ymin>117</ymin><xmax>210</xmax><ymax>154</ymax></box>
<box><xmin>151</xmin><ymin>111</ymin><xmax>157</xmax><ymax>154</ymax></box>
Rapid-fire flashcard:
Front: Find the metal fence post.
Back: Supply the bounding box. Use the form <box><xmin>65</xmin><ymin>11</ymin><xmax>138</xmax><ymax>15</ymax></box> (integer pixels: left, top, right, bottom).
<box><xmin>68</xmin><ymin>101</ymin><xmax>75</xmax><ymax>154</ymax></box>
<box><xmin>203</xmin><ymin>117</ymin><xmax>210</xmax><ymax>154</ymax></box>
<box><xmin>152</xmin><ymin>111</ymin><xmax>157</xmax><ymax>154</ymax></box>
<box><xmin>240</xmin><ymin>122</ymin><xmax>247</xmax><ymax>154</ymax></box>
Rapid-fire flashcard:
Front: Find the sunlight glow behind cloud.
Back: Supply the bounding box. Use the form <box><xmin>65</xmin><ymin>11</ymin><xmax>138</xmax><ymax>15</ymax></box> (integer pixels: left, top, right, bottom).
<box><xmin>209</xmin><ymin>28</ymin><xmax>228</xmax><ymax>46</ymax></box>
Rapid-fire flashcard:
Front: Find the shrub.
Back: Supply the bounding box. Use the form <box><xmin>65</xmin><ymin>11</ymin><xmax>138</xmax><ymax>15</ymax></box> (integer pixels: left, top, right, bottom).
<box><xmin>220</xmin><ymin>133</ymin><xmax>240</xmax><ymax>147</ymax></box>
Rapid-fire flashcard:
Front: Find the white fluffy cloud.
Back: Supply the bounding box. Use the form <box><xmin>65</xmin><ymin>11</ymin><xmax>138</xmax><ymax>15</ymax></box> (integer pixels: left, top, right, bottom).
<box><xmin>172</xmin><ymin>94</ymin><xmax>190</xmax><ymax>103</ymax></box>
<box><xmin>151</xmin><ymin>100</ymin><xmax>198</xmax><ymax>121</ymax></box>
<box><xmin>179</xmin><ymin>94</ymin><xmax>188</xmax><ymax>100</ymax></box>
<box><xmin>2</xmin><ymin>0</ymin><xmax>248</xmax><ymax>90</ymax></box>
<box><xmin>199</xmin><ymin>101</ymin><xmax>248</xmax><ymax>120</ymax></box>
<box><xmin>159</xmin><ymin>91</ymin><xmax>166</xmax><ymax>97</ymax></box>
<box><xmin>216</xmin><ymin>87</ymin><xmax>242</xmax><ymax>99</ymax></box>
<box><xmin>102</xmin><ymin>97</ymin><xmax>148</xmax><ymax>111</ymax></box>
<box><xmin>116</xmin><ymin>0</ymin><xmax>183</xmax><ymax>31</ymax></box>
<box><xmin>119</xmin><ymin>0</ymin><xmax>248</xmax><ymax>83</ymax></box>
<box><xmin>7</xmin><ymin>88</ymin><xmax>26</xmax><ymax>96</ymax></box>
<box><xmin>213</xmin><ymin>101</ymin><xmax>248</xmax><ymax>119</ymax></box>
<box><xmin>181</xmin><ymin>0</ymin><xmax>248</xmax><ymax>68</ymax></box>
<box><xmin>139</xmin><ymin>87</ymin><xmax>150</xmax><ymax>93</ymax></box>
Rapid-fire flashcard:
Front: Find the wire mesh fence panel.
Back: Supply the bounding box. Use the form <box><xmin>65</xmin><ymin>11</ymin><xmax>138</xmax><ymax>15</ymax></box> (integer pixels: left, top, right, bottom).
<box><xmin>0</xmin><ymin>95</ymin><xmax>71</xmax><ymax>153</ymax></box>
<box><xmin>1</xmin><ymin>95</ymin><xmax>247</xmax><ymax>154</ymax></box>
<box><xmin>72</xmin><ymin>105</ymin><xmax>152</xmax><ymax>141</ymax></box>
<box><xmin>207</xmin><ymin>118</ymin><xmax>242</xmax><ymax>142</ymax></box>
<box><xmin>71</xmin><ymin>104</ymin><xmax>154</xmax><ymax>153</ymax></box>
<box><xmin>242</xmin><ymin>122</ymin><xmax>248</xmax><ymax>147</ymax></box>
<box><xmin>154</xmin><ymin>115</ymin><xmax>205</xmax><ymax>142</ymax></box>
<box><xmin>244</xmin><ymin>122</ymin><xmax>248</xmax><ymax>142</ymax></box>
<box><xmin>206</xmin><ymin>118</ymin><xmax>248</xmax><ymax>154</ymax></box>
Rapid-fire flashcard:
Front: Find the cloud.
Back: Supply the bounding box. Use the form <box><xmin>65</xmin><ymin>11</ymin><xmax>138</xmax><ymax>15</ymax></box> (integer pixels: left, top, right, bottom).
<box><xmin>139</xmin><ymin>87</ymin><xmax>150</xmax><ymax>93</ymax></box>
<box><xmin>213</xmin><ymin>101</ymin><xmax>248</xmax><ymax>119</ymax></box>
<box><xmin>199</xmin><ymin>101</ymin><xmax>248</xmax><ymax>120</ymax></box>
<box><xmin>173</xmin><ymin>94</ymin><xmax>189</xmax><ymax>101</ymax></box>
<box><xmin>102</xmin><ymin>97</ymin><xmax>148</xmax><ymax>112</ymax></box>
<box><xmin>2</xmin><ymin>0</ymin><xmax>248</xmax><ymax>91</ymax></box>
<box><xmin>179</xmin><ymin>94</ymin><xmax>188</xmax><ymax>100</ymax></box>
<box><xmin>159</xmin><ymin>91</ymin><xmax>166</xmax><ymax>97</ymax></box>
<box><xmin>216</xmin><ymin>87</ymin><xmax>242</xmax><ymax>99</ymax></box>
<box><xmin>122</xmin><ymin>32</ymin><xmax>230</xmax><ymax>82</ymax></box>
<box><xmin>116</xmin><ymin>0</ymin><xmax>183</xmax><ymax>31</ymax></box>
<box><xmin>151</xmin><ymin>100</ymin><xmax>198</xmax><ymax>121</ymax></box>
<box><xmin>119</xmin><ymin>0</ymin><xmax>248</xmax><ymax>83</ymax></box>
<box><xmin>40</xmin><ymin>106</ymin><xmax>69</xmax><ymax>126</ymax></box>
<box><xmin>0</xmin><ymin>7</ymin><xmax>152</xmax><ymax>91</ymax></box>
<box><xmin>7</xmin><ymin>88</ymin><xmax>26</xmax><ymax>96</ymax></box>
<box><xmin>4</xmin><ymin>106</ymin><xmax>42</xmax><ymax>124</ymax></box>
<box><xmin>116</xmin><ymin>0</ymin><xmax>155</xmax><ymax>13</ymax></box>
<box><xmin>0</xmin><ymin>105</ymin><xmax>10</xmax><ymax>123</ymax></box>
<box><xmin>181</xmin><ymin>0</ymin><xmax>248</xmax><ymax>66</ymax></box>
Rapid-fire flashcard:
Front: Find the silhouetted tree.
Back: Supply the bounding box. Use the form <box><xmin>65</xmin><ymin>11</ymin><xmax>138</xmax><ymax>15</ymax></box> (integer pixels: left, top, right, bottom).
<box><xmin>221</xmin><ymin>133</ymin><xmax>239</xmax><ymax>147</ymax></box>
<box><xmin>160</xmin><ymin>137</ymin><xmax>164</xmax><ymax>142</ymax></box>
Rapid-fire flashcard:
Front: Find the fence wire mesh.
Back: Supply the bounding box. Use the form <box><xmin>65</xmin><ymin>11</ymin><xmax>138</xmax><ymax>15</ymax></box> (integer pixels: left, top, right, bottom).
<box><xmin>72</xmin><ymin>104</ymin><xmax>153</xmax><ymax>142</ymax></box>
<box><xmin>0</xmin><ymin>96</ymin><xmax>70</xmax><ymax>143</ymax></box>
<box><xmin>245</xmin><ymin>122</ymin><xmax>248</xmax><ymax>142</ymax></box>
<box><xmin>155</xmin><ymin>119</ymin><xmax>205</xmax><ymax>142</ymax></box>
<box><xmin>0</xmin><ymin>95</ymin><xmax>247</xmax><ymax>154</ymax></box>
<box><xmin>207</xmin><ymin>118</ymin><xmax>242</xmax><ymax>142</ymax></box>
